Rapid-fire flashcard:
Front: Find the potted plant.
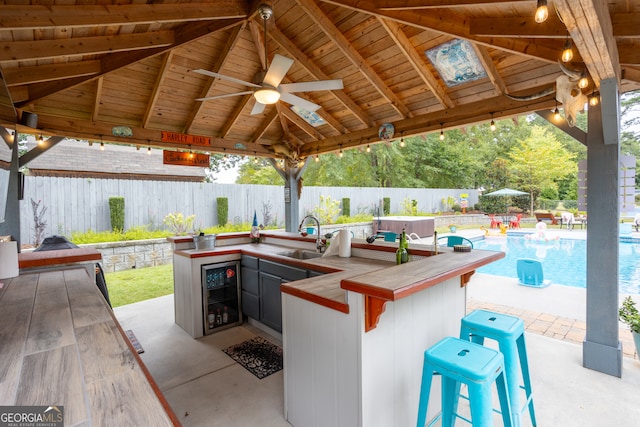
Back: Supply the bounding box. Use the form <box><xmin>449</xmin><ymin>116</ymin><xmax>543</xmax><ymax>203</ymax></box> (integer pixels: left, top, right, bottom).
<box><xmin>619</xmin><ymin>296</ymin><xmax>640</xmax><ymax>356</ymax></box>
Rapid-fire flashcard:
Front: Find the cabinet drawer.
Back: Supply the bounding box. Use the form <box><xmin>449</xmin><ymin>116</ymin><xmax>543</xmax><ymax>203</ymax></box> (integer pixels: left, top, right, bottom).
<box><xmin>241</xmin><ymin>255</ymin><xmax>259</xmax><ymax>269</ymax></box>
<box><xmin>260</xmin><ymin>260</ymin><xmax>307</xmax><ymax>281</ymax></box>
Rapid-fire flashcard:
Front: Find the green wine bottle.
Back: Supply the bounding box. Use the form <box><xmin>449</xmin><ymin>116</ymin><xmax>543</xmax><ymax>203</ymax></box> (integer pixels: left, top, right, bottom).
<box><xmin>396</xmin><ymin>228</ymin><xmax>409</xmax><ymax>265</ymax></box>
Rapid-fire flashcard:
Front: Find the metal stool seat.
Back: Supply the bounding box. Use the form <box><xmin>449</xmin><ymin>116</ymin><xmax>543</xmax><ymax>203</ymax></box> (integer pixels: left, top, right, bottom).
<box><xmin>417</xmin><ymin>337</ymin><xmax>513</xmax><ymax>427</ymax></box>
<box><xmin>460</xmin><ymin>309</ymin><xmax>536</xmax><ymax>427</ymax></box>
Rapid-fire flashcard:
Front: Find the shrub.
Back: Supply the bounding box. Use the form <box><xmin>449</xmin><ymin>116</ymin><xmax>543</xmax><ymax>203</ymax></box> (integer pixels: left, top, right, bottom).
<box><xmin>342</xmin><ymin>198</ymin><xmax>350</xmax><ymax>217</ymax></box>
<box><xmin>383</xmin><ymin>197</ymin><xmax>390</xmax><ymax>215</ymax></box>
<box><xmin>313</xmin><ymin>195</ymin><xmax>341</xmax><ymax>224</ymax></box>
<box><xmin>108</xmin><ymin>197</ymin><xmax>125</xmax><ymax>232</ymax></box>
<box><xmin>217</xmin><ymin>197</ymin><xmax>228</xmax><ymax>225</ymax></box>
<box><xmin>163</xmin><ymin>212</ymin><xmax>196</xmax><ymax>235</ymax></box>
<box><xmin>452</xmin><ymin>204</ymin><xmax>462</xmax><ymax>212</ymax></box>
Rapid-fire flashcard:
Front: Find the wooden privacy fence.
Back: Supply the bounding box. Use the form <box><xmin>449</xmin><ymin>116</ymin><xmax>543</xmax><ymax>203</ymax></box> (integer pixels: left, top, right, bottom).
<box><xmin>18</xmin><ymin>176</ymin><xmax>478</xmax><ymax>245</ymax></box>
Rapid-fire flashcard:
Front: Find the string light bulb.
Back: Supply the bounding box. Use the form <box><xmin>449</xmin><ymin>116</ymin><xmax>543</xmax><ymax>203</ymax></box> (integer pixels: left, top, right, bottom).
<box><xmin>147</xmin><ymin>147</ymin><xmax>151</xmax><ymax>155</ymax></box>
<box><xmin>490</xmin><ymin>114</ymin><xmax>496</xmax><ymax>131</ymax></box>
<box><xmin>315</xmin><ymin>154</ymin><xmax>319</xmax><ymax>162</ymax></box>
<box><xmin>553</xmin><ymin>101</ymin><xmax>561</xmax><ymax>121</ymax></box>
<box><xmin>37</xmin><ymin>135</ymin><xmax>44</xmax><ymax>145</ymax></box>
<box><xmin>535</xmin><ymin>0</ymin><xmax>548</xmax><ymax>23</ymax></box>
<box><xmin>439</xmin><ymin>123</ymin><xmax>445</xmax><ymax>140</ymax></box>
<box><xmin>366</xmin><ymin>144</ymin><xmax>371</xmax><ymax>153</ymax></box>
<box><xmin>399</xmin><ymin>138</ymin><xmax>405</xmax><ymax>148</ymax></box>
<box><xmin>223</xmin><ymin>148</ymin><xmax>228</xmax><ymax>160</ymax></box>
<box><xmin>100</xmin><ymin>142</ymin><xmax>105</xmax><ymax>151</ymax></box>
<box><xmin>338</xmin><ymin>144</ymin><xmax>344</xmax><ymax>158</ymax></box>
<box><xmin>589</xmin><ymin>91</ymin><xmax>599</xmax><ymax>106</ymax></box>
<box><xmin>561</xmin><ymin>35</ymin><xmax>573</xmax><ymax>63</ymax></box>
<box><xmin>578</xmin><ymin>72</ymin><xmax>589</xmax><ymax>89</ymax></box>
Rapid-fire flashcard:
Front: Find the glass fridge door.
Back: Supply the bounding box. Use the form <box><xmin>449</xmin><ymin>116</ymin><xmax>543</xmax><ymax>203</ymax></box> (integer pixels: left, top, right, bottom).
<box><xmin>202</xmin><ymin>261</ymin><xmax>241</xmax><ymax>334</ymax></box>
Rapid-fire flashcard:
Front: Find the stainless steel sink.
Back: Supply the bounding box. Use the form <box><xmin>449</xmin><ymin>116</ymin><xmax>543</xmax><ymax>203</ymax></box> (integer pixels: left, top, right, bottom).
<box><xmin>277</xmin><ymin>249</ymin><xmax>324</xmax><ymax>260</ymax></box>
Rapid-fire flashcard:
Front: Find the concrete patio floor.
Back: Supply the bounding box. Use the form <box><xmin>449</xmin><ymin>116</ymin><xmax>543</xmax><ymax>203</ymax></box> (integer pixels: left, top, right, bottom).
<box><xmin>114</xmin><ymin>229</ymin><xmax>640</xmax><ymax>426</ymax></box>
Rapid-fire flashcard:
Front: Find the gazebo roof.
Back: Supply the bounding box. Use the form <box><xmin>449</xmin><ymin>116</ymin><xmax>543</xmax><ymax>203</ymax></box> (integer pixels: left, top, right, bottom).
<box><xmin>1</xmin><ymin>0</ymin><xmax>639</xmax><ymax>162</ymax></box>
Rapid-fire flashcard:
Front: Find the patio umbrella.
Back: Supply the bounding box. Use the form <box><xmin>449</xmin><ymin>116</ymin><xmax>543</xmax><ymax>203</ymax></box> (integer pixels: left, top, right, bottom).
<box><xmin>483</xmin><ymin>188</ymin><xmax>528</xmax><ymax>221</ymax></box>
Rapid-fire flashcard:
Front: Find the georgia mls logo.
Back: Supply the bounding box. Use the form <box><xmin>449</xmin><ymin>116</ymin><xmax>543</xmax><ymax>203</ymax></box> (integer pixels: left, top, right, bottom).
<box><xmin>0</xmin><ymin>405</ymin><xmax>64</xmax><ymax>427</ymax></box>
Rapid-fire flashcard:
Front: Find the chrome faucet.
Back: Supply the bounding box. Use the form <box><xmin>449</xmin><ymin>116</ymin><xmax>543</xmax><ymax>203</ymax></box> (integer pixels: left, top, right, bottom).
<box><xmin>298</xmin><ymin>215</ymin><xmax>325</xmax><ymax>252</ymax></box>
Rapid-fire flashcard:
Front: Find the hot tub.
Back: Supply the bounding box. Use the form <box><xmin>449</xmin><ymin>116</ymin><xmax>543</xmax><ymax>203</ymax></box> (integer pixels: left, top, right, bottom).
<box><xmin>373</xmin><ymin>216</ymin><xmax>435</xmax><ymax>238</ymax></box>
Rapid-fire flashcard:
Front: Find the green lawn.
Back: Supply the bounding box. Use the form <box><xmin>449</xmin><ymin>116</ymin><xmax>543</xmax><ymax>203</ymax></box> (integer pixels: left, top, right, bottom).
<box><xmin>105</xmin><ymin>263</ymin><xmax>174</xmax><ymax>308</ymax></box>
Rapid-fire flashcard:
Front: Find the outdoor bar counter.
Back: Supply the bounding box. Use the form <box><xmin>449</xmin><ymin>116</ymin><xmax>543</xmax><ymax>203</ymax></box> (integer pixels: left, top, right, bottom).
<box><xmin>0</xmin><ymin>267</ymin><xmax>179</xmax><ymax>426</ymax></box>
<box><xmin>172</xmin><ymin>232</ymin><xmax>503</xmax><ymax>426</ymax></box>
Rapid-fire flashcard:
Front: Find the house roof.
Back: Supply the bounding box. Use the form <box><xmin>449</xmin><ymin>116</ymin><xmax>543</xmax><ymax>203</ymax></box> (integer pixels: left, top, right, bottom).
<box><xmin>0</xmin><ymin>0</ymin><xmax>639</xmax><ymax>164</ymax></box>
<box><xmin>0</xmin><ymin>139</ymin><xmax>207</xmax><ymax>182</ymax></box>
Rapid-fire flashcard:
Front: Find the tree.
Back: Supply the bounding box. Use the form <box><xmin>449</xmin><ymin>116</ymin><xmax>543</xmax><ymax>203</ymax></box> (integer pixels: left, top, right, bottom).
<box><xmin>507</xmin><ymin>126</ymin><xmax>576</xmax><ymax>213</ymax></box>
<box><xmin>236</xmin><ymin>158</ymin><xmax>282</xmax><ymax>185</ymax></box>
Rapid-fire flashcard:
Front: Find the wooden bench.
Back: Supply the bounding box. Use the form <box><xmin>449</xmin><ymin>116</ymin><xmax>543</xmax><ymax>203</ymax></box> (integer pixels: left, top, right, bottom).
<box><xmin>534</xmin><ymin>212</ymin><xmax>559</xmax><ymax>225</ymax></box>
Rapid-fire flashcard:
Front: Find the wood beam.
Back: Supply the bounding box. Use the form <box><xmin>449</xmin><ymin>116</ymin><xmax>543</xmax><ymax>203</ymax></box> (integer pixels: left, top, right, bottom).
<box><xmin>553</xmin><ymin>0</ymin><xmax>620</xmax><ymax>85</ymax></box>
<box><xmin>377</xmin><ymin>17</ymin><xmax>454</xmax><ymax>108</ymax></box>
<box><xmin>268</xmin><ymin>25</ymin><xmax>372</xmax><ymax>128</ymax></box>
<box><xmin>91</xmin><ymin>77</ymin><xmax>103</xmax><ymax>122</ymax></box>
<box><xmin>300</xmin><ymin>93</ymin><xmax>558</xmax><ymax>155</ymax></box>
<box><xmin>0</xmin><ymin>2</ymin><xmax>248</xmax><ymax>30</ymax></box>
<box><xmin>323</xmin><ymin>0</ymin><xmax>564</xmax><ymax>63</ymax></box>
<box><xmin>31</xmin><ymin>113</ymin><xmax>273</xmax><ymax>156</ymax></box>
<box><xmin>535</xmin><ymin>110</ymin><xmax>587</xmax><ymax>145</ymax></box>
<box><xmin>376</xmin><ymin>0</ymin><xmax>529</xmax><ymax>10</ymax></box>
<box><xmin>142</xmin><ymin>51</ymin><xmax>174</xmax><ymax>129</ymax></box>
<box><xmin>221</xmin><ymin>94</ymin><xmax>253</xmax><ymax>138</ymax></box>
<box><xmin>185</xmin><ymin>22</ymin><xmax>247</xmax><ymax>134</ymax></box>
<box><xmin>252</xmin><ymin>109</ymin><xmax>279</xmax><ymax>143</ymax></box>
<box><xmin>471</xmin><ymin>43</ymin><xmax>508</xmax><ymax>95</ymax></box>
<box><xmin>14</xmin><ymin>19</ymin><xmax>244</xmax><ymax>107</ymax></box>
<box><xmin>2</xmin><ymin>61</ymin><xmax>101</xmax><ymax>86</ymax></box>
<box><xmin>296</xmin><ymin>0</ymin><xmax>413</xmax><ymax>120</ymax></box>
<box><xmin>0</xmin><ymin>31</ymin><xmax>175</xmax><ymax>62</ymax></box>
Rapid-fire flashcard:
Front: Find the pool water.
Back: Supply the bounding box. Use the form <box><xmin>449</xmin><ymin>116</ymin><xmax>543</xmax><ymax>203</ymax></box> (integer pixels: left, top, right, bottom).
<box><xmin>474</xmin><ymin>236</ymin><xmax>640</xmax><ymax>295</ymax></box>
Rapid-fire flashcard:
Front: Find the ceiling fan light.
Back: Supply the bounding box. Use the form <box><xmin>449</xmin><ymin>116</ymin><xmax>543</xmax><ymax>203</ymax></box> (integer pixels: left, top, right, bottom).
<box><xmin>254</xmin><ymin>88</ymin><xmax>280</xmax><ymax>105</ymax></box>
<box><xmin>535</xmin><ymin>0</ymin><xmax>548</xmax><ymax>23</ymax></box>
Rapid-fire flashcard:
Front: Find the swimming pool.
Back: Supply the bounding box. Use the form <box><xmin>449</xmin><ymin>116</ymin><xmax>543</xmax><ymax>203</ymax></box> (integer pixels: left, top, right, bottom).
<box><xmin>474</xmin><ymin>236</ymin><xmax>640</xmax><ymax>295</ymax></box>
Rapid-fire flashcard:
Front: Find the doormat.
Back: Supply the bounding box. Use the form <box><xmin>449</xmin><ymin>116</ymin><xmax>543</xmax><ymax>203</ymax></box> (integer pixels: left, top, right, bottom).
<box><xmin>125</xmin><ymin>329</ymin><xmax>144</xmax><ymax>354</ymax></box>
<box><xmin>222</xmin><ymin>336</ymin><xmax>283</xmax><ymax>379</ymax></box>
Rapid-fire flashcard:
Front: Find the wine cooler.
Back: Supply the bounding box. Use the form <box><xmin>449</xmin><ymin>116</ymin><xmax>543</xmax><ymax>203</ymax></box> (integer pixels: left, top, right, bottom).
<box><xmin>202</xmin><ymin>261</ymin><xmax>242</xmax><ymax>335</ymax></box>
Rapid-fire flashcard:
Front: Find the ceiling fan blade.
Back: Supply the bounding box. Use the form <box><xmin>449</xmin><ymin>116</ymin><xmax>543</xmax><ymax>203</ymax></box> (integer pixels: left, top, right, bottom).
<box><xmin>196</xmin><ymin>91</ymin><xmax>253</xmax><ymax>102</ymax></box>
<box><xmin>279</xmin><ymin>93</ymin><xmax>320</xmax><ymax>112</ymax></box>
<box><xmin>250</xmin><ymin>101</ymin><xmax>266</xmax><ymax>115</ymax></box>
<box><xmin>263</xmin><ymin>54</ymin><xmax>294</xmax><ymax>88</ymax></box>
<box><xmin>279</xmin><ymin>79</ymin><xmax>344</xmax><ymax>93</ymax></box>
<box><xmin>192</xmin><ymin>69</ymin><xmax>261</xmax><ymax>88</ymax></box>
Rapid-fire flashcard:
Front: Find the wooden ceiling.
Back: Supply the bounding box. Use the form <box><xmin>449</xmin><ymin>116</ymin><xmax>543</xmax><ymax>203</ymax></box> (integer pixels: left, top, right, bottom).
<box><xmin>1</xmin><ymin>0</ymin><xmax>639</xmax><ymax>162</ymax></box>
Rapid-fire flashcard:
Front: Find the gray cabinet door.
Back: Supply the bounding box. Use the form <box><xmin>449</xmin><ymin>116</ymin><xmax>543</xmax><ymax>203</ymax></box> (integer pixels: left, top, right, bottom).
<box><xmin>241</xmin><ymin>290</ymin><xmax>260</xmax><ymax>320</ymax></box>
<box><xmin>259</xmin><ymin>271</ymin><xmax>283</xmax><ymax>332</ymax></box>
<box><xmin>241</xmin><ymin>266</ymin><xmax>259</xmax><ymax>295</ymax></box>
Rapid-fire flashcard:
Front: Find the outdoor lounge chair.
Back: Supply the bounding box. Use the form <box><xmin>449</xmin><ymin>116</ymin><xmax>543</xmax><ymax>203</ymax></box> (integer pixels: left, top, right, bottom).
<box><xmin>517</xmin><ymin>258</ymin><xmax>551</xmax><ymax>288</ymax></box>
<box><xmin>534</xmin><ymin>212</ymin><xmax>558</xmax><ymax>225</ymax></box>
<box><xmin>510</xmin><ymin>213</ymin><xmax>522</xmax><ymax>229</ymax></box>
<box><xmin>489</xmin><ymin>214</ymin><xmax>502</xmax><ymax>229</ymax></box>
<box><xmin>560</xmin><ymin>212</ymin><xmax>575</xmax><ymax>230</ymax></box>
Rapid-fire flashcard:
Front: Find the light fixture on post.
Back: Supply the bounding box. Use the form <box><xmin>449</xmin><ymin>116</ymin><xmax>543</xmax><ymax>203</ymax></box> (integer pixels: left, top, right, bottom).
<box><xmin>535</xmin><ymin>0</ymin><xmax>548</xmax><ymax>23</ymax></box>
<box><xmin>589</xmin><ymin>91</ymin><xmax>599</xmax><ymax>106</ymax></box>
<box><xmin>561</xmin><ymin>34</ymin><xmax>573</xmax><ymax>63</ymax></box>
<box><xmin>490</xmin><ymin>113</ymin><xmax>496</xmax><ymax>131</ymax></box>
<box><xmin>439</xmin><ymin>123</ymin><xmax>445</xmax><ymax>140</ymax></box>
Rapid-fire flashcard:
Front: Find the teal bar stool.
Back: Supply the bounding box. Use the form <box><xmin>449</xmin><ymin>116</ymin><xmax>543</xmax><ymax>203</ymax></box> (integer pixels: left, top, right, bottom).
<box><xmin>460</xmin><ymin>310</ymin><xmax>536</xmax><ymax>427</ymax></box>
<box><xmin>417</xmin><ymin>337</ymin><xmax>513</xmax><ymax>427</ymax></box>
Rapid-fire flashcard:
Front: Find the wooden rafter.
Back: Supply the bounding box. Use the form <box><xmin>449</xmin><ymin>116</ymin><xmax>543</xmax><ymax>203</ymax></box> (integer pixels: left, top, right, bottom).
<box><xmin>377</xmin><ymin>17</ymin><xmax>454</xmax><ymax>108</ymax></box>
<box><xmin>0</xmin><ymin>32</ymin><xmax>176</xmax><ymax>62</ymax></box>
<box><xmin>376</xmin><ymin>0</ymin><xmax>530</xmax><ymax>10</ymax></box>
<box><xmin>2</xmin><ymin>61</ymin><xmax>101</xmax><ymax>87</ymax></box>
<box><xmin>268</xmin><ymin>26</ymin><xmax>373</xmax><ymax>128</ymax></box>
<box><xmin>470</xmin><ymin>43</ymin><xmax>508</xmax><ymax>95</ymax></box>
<box><xmin>0</xmin><ymin>2</ymin><xmax>248</xmax><ymax>29</ymax></box>
<box><xmin>296</xmin><ymin>0</ymin><xmax>413</xmax><ymax>120</ymax></box>
<box><xmin>322</xmin><ymin>0</ymin><xmax>564</xmax><ymax>63</ymax></box>
<box><xmin>92</xmin><ymin>77</ymin><xmax>103</xmax><ymax>122</ymax></box>
<box><xmin>142</xmin><ymin>51</ymin><xmax>175</xmax><ymax>129</ymax></box>
<box><xmin>221</xmin><ymin>94</ymin><xmax>254</xmax><ymax>138</ymax></box>
<box><xmin>252</xmin><ymin>109</ymin><xmax>279</xmax><ymax>143</ymax></box>
<box><xmin>185</xmin><ymin>22</ymin><xmax>247</xmax><ymax>133</ymax></box>
<box><xmin>553</xmin><ymin>0</ymin><xmax>620</xmax><ymax>85</ymax></box>
<box><xmin>14</xmin><ymin>19</ymin><xmax>244</xmax><ymax>107</ymax></box>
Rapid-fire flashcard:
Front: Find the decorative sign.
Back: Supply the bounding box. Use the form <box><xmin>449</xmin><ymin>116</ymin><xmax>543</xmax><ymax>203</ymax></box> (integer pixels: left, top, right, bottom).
<box><xmin>163</xmin><ymin>150</ymin><xmax>210</xmax><ymax>167</ymax></box>
<box><xmin>160</xmin><ymin>131</ymin><xmax>210</xmax><ymax>146</ymax></box>
<box><xmin>426</xmin><ymin>39</ymin><xmax>487</xmax><ymax>87</ymax></box>
<box><xmin>378</xmin><ymin>123</ymin><xmax>394</xmax><ymax>140</ymax></box>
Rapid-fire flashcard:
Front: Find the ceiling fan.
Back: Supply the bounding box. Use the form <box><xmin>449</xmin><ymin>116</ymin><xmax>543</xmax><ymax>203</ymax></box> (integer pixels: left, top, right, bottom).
<box><xmin>192</xmin><ymin>4</ymin><xmax>343</xmax><ymax>115</ymax></box>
